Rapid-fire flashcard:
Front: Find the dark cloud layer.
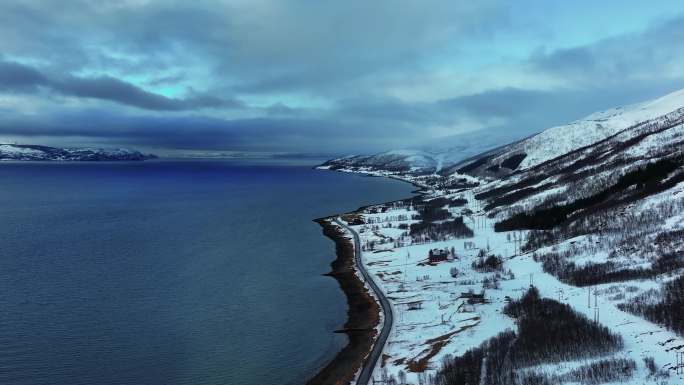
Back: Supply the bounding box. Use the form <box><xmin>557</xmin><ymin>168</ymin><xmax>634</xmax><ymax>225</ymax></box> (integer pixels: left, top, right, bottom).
<box><xmin>0</xmin><ymin>60</ymin><xmax>48</xmax><ymax>91</ymax></box>
<box><xmin>530</xmin><ymin>15</ymin><xmax>684</xmax><ymax>85</ymax></box>
<box><xmin>0</xmin><ymin>1</ymin><xmax>683</xmax><ymax>154</ymax></box>
<box><xmin>0</xmin><ymin>60</ymin><xmax>242</xmax><ymax>111</ymax></box>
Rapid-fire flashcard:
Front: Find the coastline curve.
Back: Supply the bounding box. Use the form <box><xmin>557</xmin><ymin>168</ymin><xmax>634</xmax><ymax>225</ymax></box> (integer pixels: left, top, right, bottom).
<box><xmin>333</xmin><ymin>217</ymin><xmax>393</xmax><ymax>385</ymax></box>
<box><xmin>306</xmin><ymin>218</ymin><xmax>381</xmax><ymax>385</ymax></box>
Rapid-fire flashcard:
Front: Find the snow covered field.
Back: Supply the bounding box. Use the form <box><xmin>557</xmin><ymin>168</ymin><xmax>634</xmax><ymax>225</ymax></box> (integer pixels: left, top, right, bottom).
<box><xmin>337</xmin><ymin>185</ymin><xmax>684</xmax><ymax>385</ymax></box>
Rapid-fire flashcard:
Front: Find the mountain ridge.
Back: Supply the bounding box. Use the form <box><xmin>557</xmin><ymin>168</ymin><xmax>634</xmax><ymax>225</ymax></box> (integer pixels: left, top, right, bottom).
<box><xmin>0</xmin><ymin>143</ymin><xmax>157</xmax><ymax>161</ymax></box>
<box><xmin>321</xmin><ymin>87</ymin><xmax>684</xmax><ymax>178</ymax></box>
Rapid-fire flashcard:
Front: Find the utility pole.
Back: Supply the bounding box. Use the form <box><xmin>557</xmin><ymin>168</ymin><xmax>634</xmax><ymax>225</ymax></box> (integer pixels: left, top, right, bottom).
<box><xmin>402</xmin><ymin>251</ymin><xmax>409</xmax><ymax>288</ymax></box>
<box><xmin>594</xmin><ymin>304</ymin><xmax>599</xmax><ymax>324</ymax></box>
<box><xmin>556</xmin><ymin>288</ymin><xmax>563</xmax><ymax>302</ymax></box>
<box><xmin>594</xmin><ymin>288</ymin><xmax>598</xmax><ymax>307</ymax></box>
<box><xmin>512</xmin><ymin>232</ymin><xmax>516</xmax><ymax>254</ymax></box>
<box><xmin>593</xmin><ymin>289</ymin><xmax>600</xmax><ymax>323</ymax></box>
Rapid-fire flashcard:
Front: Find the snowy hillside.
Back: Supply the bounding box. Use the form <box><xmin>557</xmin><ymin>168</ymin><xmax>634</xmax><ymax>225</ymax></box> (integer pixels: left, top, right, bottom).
<box><xmin>320</xmin><ymin>87</ymin><xmax>684</xmax><ymax>385</ymax></box>
<box><xmin>448</xmin><ymin>88</ymin><xmax>684</xmax><ymax>176</ymax></box>
<box><xmin>0</xmin><ymin>144</ymin><xmax>156</xmax><ymax>161</ymax></box>
<box><xmin>515</xmin><ymin>88</ymin><xmax>684</xmax><ymax>169</ymax></box>
<box><xmin>322</xmin><ymin>88</ymin><xmax>684</xmax><ymax>180</ymax></box>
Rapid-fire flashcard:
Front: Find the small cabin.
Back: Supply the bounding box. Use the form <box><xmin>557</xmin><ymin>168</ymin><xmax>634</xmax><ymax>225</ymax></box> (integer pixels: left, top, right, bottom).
<box><xmin>428</xmin><ymin>248</ymin><xmax>449</xmax><ymax>263</ymax></box>
<box><xmin>460</xmin><ymin>291</ymin><xmax>487</xmax><ymax>304</ymax></box>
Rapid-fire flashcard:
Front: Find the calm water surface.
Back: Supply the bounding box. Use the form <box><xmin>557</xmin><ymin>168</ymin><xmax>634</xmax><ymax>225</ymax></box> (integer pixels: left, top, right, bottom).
<box><xmin>0</xmin><ymin>160</ymin><xmax>415</xmax><ymax>385</ymax></box>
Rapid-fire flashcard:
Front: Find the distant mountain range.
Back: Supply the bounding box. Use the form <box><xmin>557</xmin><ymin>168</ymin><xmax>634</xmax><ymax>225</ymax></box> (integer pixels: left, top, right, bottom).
<box><xmin>320</xmin><ymin>127</ymin><xmax>525</xmax><ymax>174</ymax></box>
<box><xmin>0</xmin><ymin>144</ymin><xmax>156</xmax><ymax>161</ymax></box>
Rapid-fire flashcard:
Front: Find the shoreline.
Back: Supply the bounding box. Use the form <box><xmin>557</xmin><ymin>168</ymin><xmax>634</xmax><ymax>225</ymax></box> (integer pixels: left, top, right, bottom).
<box><xmin>306</xmin><ymin>217</ymin><xmax>380</xmax><ymax>385</ymax></box>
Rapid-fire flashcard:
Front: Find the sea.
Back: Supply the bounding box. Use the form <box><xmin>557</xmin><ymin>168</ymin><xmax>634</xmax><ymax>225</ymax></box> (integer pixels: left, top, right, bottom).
<box><xmin>0</xmin><ymin>159</ymin><xmax>415</xmax><ymax>385</ymax></box>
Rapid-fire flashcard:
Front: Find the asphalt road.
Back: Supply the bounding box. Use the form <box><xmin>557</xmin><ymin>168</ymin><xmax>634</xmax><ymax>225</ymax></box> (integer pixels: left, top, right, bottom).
<box><xmin>334</xmin><ymin>218</ymin><xmax>393</xmax><ymax>385</ymax></box>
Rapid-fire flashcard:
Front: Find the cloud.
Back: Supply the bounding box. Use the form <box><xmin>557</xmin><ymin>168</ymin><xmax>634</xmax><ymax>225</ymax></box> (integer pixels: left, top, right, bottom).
<box><xmin>529</xmin><ymin>14</ymin><xmax>684</xmax><ymax>86</ymax></box>
<box><xmin>0</xmin><ymin>60</ymin><xmax>48</xmax><ymax>91</ymax></box>
<box><xmin>52</xmin><ymin>75</ymin><xmax>243</xmax><ymax>111</ymax></box>
<box><xmin>0</xmin><ymin>1</ymin><xmax>506</xmax><ymax>95</ymax></box>
<box><xmin>0</xmin><ymin>59</ymin><xmax>242</xmax><ymax>111</ymax></box>
<box><xmin>1</xmin><ymin>2</ymin><xmax>684</xmax><ymax>155</ymax></box>
<box><xmin>0</xmin><ymin>109</ymin><xmax>358</xmax><ymax>153</ymax></box>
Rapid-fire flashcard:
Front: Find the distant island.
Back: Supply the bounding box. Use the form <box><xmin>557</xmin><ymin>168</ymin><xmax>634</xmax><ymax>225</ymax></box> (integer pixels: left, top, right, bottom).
<box><xmin>0</xmin><ymin>144</ymin><xmax>156</xmax><ymax>161</ymax></box>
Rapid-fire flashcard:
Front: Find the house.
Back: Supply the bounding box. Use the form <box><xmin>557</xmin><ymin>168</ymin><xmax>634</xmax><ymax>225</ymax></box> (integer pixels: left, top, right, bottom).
<box><xmin>460</xmin><ymin>290</ymin><xmax>487</xmax><ymax>304</ymax></box>
<box><xmin>467</xmin><ymin>293</ymin><xmax>487</xmax><ymax>304</ymax></box>
<box><xmin>406</xmin><ymin>300</ymin><xmax>423</xmax><ymax>311</ymax></box>
<box><xmin>468</xmin><ymin>296</ymin><xmax>486</xmax><ymax>304</ymax></box>
<box><xmin>428</xmin><ymin>248</ymin><xmax>449</xmax><ymax>263</ymax></box>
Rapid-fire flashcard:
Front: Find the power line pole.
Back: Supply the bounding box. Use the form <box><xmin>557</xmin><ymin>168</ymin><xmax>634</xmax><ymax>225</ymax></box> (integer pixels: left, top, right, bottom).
<box><xmin>556</xmin><ymin>288</ymin><xmax>563</xmax><ymax>302</ymax></box>
<box><xmin>593</xmin><ymin>289</ymin><xmax>600</xmax><ymax>323</ymax></box>
<box><xmin>402</xmin><ymin>251</ymin><xmax>409</xmax><ymax>288</ymax></box>
<box><xmin>594</xmin><ymin>288</ymin><xmax>598</xmax><ymax>308</ymax></box>
<box><xmin>594</xmin><ymin>304</ymin><xmax>599</xmax><ymax>324</ymax></box>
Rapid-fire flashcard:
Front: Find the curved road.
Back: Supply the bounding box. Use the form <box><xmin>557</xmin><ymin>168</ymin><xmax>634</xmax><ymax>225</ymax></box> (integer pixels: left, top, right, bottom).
<box><xmin>333</xmin><ymin>218</ymin><xmax>393</xmax><ymax>385</ymax></box>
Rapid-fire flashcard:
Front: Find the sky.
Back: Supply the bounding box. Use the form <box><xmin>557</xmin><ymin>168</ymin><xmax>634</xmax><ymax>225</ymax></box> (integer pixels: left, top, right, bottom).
<box><xmin>1</xmin><ymin>0</ymin><xmax>684</xmax><ymax>156</ymax></box>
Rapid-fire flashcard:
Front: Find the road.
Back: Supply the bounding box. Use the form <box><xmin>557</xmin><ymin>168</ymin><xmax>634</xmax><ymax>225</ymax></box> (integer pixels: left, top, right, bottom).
<box><xmin>333</xmin><ymin>218</ymin><xmax>393</xmax><ymax>385</ymax></box>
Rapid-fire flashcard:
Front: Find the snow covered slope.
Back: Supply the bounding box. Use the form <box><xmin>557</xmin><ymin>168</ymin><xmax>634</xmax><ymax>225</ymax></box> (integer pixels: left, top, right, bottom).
<box><xmin>322</xmin><ymin>87</ymin><xmax>684</xmax><ymax>179</ymax></box>
<box><xmin>0</xmin><ymin>144</ymin><xmax>156</xmax><ymax>161</ymax></box>
<box><xmin>321</xmin><ymin>86</ymin><xmax>684</xmax><ymax>385</ymax></box>
<box><xmin>516</xmin><ymin>88</ymin><xmax>684</xmax><ymax>169</ymax></box>
<box><xmin>450</xmin><ymin>88</ymin><xmax>684</xmax><ymax>176</ymax></box>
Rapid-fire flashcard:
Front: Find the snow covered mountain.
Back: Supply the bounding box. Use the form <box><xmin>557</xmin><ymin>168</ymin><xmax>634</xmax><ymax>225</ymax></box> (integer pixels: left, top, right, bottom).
<box><xmin>320</xmin><ymin>149</ymin><xmax>439</xmax><ymax>173</ymax></box>
<box><xmin>323</xmin><ymin>87</ymin><xmax>684</xmax><ymax>384</ymax></box>
<box><xmin>445</xmin><ymin>88</ymin><xmax>684</xmax><ymax>177</ymax></box>
<box><xmin>0</xmin><ymin>144</ymin><xmax>156</xmax><ymax>161</ymax></box>
<box><xmin>319</xmin><ymin>128</ymin><xmax>525</xmax><ymax>174</ymax></box>
<box><xmin>322</xmin><ymin>88</ymin><xmax>684</xmax><ymax>178</ymax></box>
